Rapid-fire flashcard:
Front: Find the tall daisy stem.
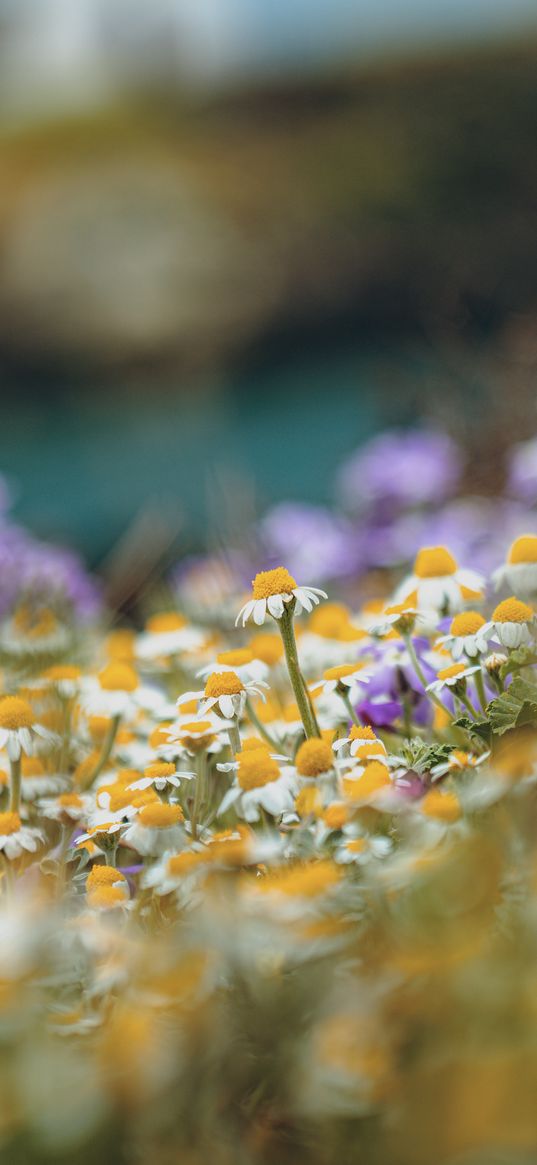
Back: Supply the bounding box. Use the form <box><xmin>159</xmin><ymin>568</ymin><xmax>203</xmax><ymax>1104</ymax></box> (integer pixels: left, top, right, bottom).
<box><xmin>403</xmin><ymin>633</ymin><xmax>449</xmax><ymax>719</ymax></box>
<box><xmin>474</xmin><ymin>669</ymin><xmax>489</xmax><ymax>714</ymax></box>
<box><xmin>82</xmin><ymin>714</ymin><xmax>121</xmax><ymax>791</ymax></box>
<box><xmin>9</xmin><ymin>756</ymin><xmax>21</xmax><ymax>815</ymax></box>
<box><xmin>278</xmin><ymin>607</ymin><xmax>320</xmax><ymax>738</ymax></box>
<box><xmin>339</xmin><ymin>689</ymin><xmax>361</xmax><ymax>729</ymax></box>
<box><xmin>228</xmin><ymin>721</ymin><xmax>242</xmax><ymax>757</ymax></box>
<box><xmin>191</xmin><ymin>751</ymin><xmax>207</xmax><ymax>842</ymax></box>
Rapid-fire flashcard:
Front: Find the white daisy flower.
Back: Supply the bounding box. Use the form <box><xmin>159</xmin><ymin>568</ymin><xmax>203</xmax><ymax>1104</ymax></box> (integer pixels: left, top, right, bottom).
<box><xmin>0</xmin><ymin>606</ymin><xmax>70</xmax><ymax>660</ymax></box>
<box><xmin>426</xmin><ymin>662</ymin><xmax>481</xmax><ymax>693</ymax></box>
<box><xmin>492</xmin><ymin>535</ymin><xmax>537</xmax><ymax>600</ymax></box>
<box><xmin>123</xmin><ymin>802</ymin><xmax>186</xmax><ymax>856</ymax></box>
<box><xmin>333</xmin><ymin>724</ymin><xmax>388</xmax><ymax>761</ymax></box>
<box><xmin>197</xmin><ymin>648</ymin><xmax>268</xmax><ymax>686</ymax></box>
<box><xmin>0</xmin><ymin>811</ymin><xmax>44</xmax><ymax>860</ymax></box>
<box><xmin>436</xmin><ymin>611</ymin><xmax>489</xmax><ymax>659</ymax></box>
<box><xmin>126</xmin><ymin>761</ymin><xmax>194</xmax><ymax>793</ymax></box>
<box><xmin>236</xmin><ymin>566</ymin><xmax>327</xmax><ymax>627</ymax></box>
<box><xmin>393</xmin><ymin>545</ymin><xmax>484</xmax><ymax>618</ymax></box>
<box><xmin>335</xmin><ymin>830</ymin><xmax>392</xmax><ymax>865</ymax></box>
<box><xmin>39</xmin><ymin>665</ymin><xmax>83</xmax><ymax>700</ymax></box>
<box><xmin>430</xmin><ymin>748</ymin><xmax>490</xmax><ymax>781</ymax></box>
<box><xmin>81</xmin><ymin>662</ymin><xmax>141</xmax><ymax>719</ymax></box>
<box><xmin>136</xmin><ymin>611</ymin><xmax>205</xmax><ymax>662</ymax></box>
<box><xmin>163</xmin><ymin>713</ymin><xmax>234</xmax><ymax>759</ymax></box>
<box><xmin>369</xmin><ymin>600</ymin><xmax>421</xmax><ymax>637</ymax></box>
<box><xmin>177</xmin><ymin>670</ymin><xmax>268</xmax><ymax>721</ymax></box>
<box><xmin>20</xmin><ymin>757</ymin><xmax>68</xmax><ymax>800</ymax></box>
<box><xmin>39</xmin><ymin>791</ymin><xmax>92</xmax><ymax>823</ymax></box>
<box><xmin>485</xmin><ymin>596</ymin><xmax>536</xmax><ymax>649</ymax></box>
<box><xmin>0</xmin><ymin>696</ymin><xmax>52</xmax><ymax>761</ymax></box>
<box><xmin>218</xmin><ymin>746</ymin><xmax>296</xmax><ymax>823</ymax></box>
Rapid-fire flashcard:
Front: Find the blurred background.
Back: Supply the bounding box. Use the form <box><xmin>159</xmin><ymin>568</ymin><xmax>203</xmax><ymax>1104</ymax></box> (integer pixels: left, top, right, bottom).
<box><xmin>1</xmin><ymin>0</ymin><xmax>537</xmax><ymax>600</ymax></box>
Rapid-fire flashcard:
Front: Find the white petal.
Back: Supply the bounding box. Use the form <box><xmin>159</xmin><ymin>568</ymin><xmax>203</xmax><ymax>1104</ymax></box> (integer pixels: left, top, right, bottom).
<box><xmin>267</xmin><ymin>595</ymin><xmax>284</xmax><ymax>619</ymax></box>
<box><xmin>253</xmin><ymin>599</ymin><xmax>268</xmax><ymax>626</ymax></box>
<box><xmin>219</xmin><ymin>696</ymin><xmax>236</xmax><ymax>720</ymax></box>
<box><xmin>219</xmin><ymin>785</ymin><xmax>241</xmax><ymax>815</ymax></box>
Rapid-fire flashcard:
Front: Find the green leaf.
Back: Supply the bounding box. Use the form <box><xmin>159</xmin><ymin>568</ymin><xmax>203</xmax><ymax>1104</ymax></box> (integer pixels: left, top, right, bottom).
<box><xmin>487</xmin><ymin>676</ymin><xmax>537</xmax><ymax>736</ymax></box>
<box><xmin>499</xmin><ymin>646</ymin><xmax>537</xmax><ymax>682</ymax></box>
<box><xmin>453</xmin><ymin>715</ymin><xmax>492</xmax><ymax>744</ymax></box>
<box><xmin>399</xmin><ymin>738</ymin><xmax>453</xmax><ymax>773</ymax></box>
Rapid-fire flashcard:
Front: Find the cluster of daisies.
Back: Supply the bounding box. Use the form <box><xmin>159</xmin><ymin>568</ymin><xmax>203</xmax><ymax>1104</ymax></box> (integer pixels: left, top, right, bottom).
<box><xmin>0</xmin><ymin>535</ymin><xmax>537</xmax><ymax>1159</ymax></box>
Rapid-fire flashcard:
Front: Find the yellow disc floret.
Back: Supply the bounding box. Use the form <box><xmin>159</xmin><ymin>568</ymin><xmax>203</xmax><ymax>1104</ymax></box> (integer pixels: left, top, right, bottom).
<box><xmin>256</xmin><ymin>859</ymin><xmax>340</xmax><ymax>898</ymax></box>
<box><xmin>437</xmin><ymin>663</ymin><xmax>467</xmax><ymax>682</ymax></box>
<box><xmin>295</xmin><ymin>738</ymin><xmax>334</xmax><ymax>778</ymax></box>
<box><xmin>143</xmin><ymin>762</ymin><xmax>176</xmax><ymax>780</ymax></box>
<box><xmin>420</xmin><ymin>789</ymin><xmax>461</xmax><ymax>823</ymax></box>
<box><xmin>343</xmin><ymin>761</ymin><xmax>391</xmax><ymax>802</ymax></box>
<box><xmin>0</xmin><ymin>696</ymin><xmax>34</xmax><ymax>731</ymax></box>
<box><xmin>204</xmin><ymin>671</ymin><xmax>244</xmax><ymax>698</ymax></box>
<box><xmin>492</xmin><ymin>597</ymin><xmax>534</xmax><ymax>624</ymax></box>
<box><xmin>237</xmin><ymin>749</ymin><xmax>280</xmax><ymax>791</ymax></box>
<box><xmin>308</xmin><ymin>603</ymin><xmax>351</xmax><ymax>639</ymax></box>
<box><xmin>138</xmin><ymin>803</ymin><xmax>184</xmax><ymax>828</ymax></box>
<box><xmin>43</xmin><ymin>665</ymin><xmax>81</xmax><ymax>683</ymax></box>
<box><xmin>58</xmin><ymin>793</ymin><xmax>83</xmax><ymax>810</ymax></box>
<box><xmin>87</xmin><ymin>864</ymin><xmax>126</xmax><ymax>888</ymax></box>
<box><xmin>450</xmin><ymin>611</ymin><xmax>486</xmax><ymax>635</ymax></box>
<box><xmin>145</xmin><ymin>612</ymin><xmax>187</xmax><ymax>633</ymax></box>
<box><xmin>323</xmin><ymin>664</ymin><xmax>361</xmax><ymax>682</ymax></box>
<box><xmin>249</xmin><ymin>633</ymin><xmax>283</xmax><ymax>665</ymax></box>
<box><xmin>349</xmin><ymin>724</ymin><xmax>377</xmax><ymax>742</ymax></box>
<box><xmin>216</xmin><ymin>649</ymin><xmax>254</xmax><ymax>667</ymax></box>
<box><xmin>507</xmin><ymin>535</ymin><xmax>537</xmax><ymax>565</ymax></box>
<box><xmin>0</xmin><ymin>812</ymin><xmax>22</xmax><ymax>835</ymax></box>
<box><xmin>98</xmin><ymin>663</ymin><xmax>138</xmax><ymax>692</ymax></box>
<box><xmin>252</xmin><ymin>567</ymin><xmax>297</xmax><ymax>600</ymax></box>
<box><xmin>414</xmin><ymin>546</ymin><xmax>458</xmax><ymax>578</ymax></box>
<box><xmin>87</xmin><ymin>885</ymin><xmax>128</xmax><ymax>909</ymax></box>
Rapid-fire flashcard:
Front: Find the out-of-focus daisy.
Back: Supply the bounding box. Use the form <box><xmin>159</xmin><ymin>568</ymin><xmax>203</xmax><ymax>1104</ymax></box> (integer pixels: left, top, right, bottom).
<box><xmin>370</xmin><ymin>599</ymin><xmax>421</xmax><ymax>638</ymax></box>
<box><xmin>20</xmin><ymin>757</ymin><xmax>67</xmax><ymax>800</ymax></box>
<box><xmin>164</xmin><ymin>714</ymin><xmax>232</xmax><ymax>758</ymax></box>
<box><xmin>333</xmin><ymin>724</ymin><xmax>388</xmax><ymax>761</ymax></box>
<box><xmin>427</xmin><ymin>662</ymin><xmax>481</xmax><ymax>694</ymax></box>
<box><xmin>82</xmin><ymin>663</ymin><xmax>140</xmax><ymax>718</ymax></box>
<box><xmin>136</xmin><ymin>611</ymin><xmax>205</xmax><ymax>662</ymax></box>
<box><xmin>493</xmin><ymin>535</ymin><xmax>537</xmax><ymax>600</ymax></box>
<box><xmin>218</xmin><ymin>743</ymin><xmax>296</xmax><ymax>823</ymax></box>
<box><xmin>437</xmin><ymin>611</ymin><xmax>489</xmax><ymax>660</ymax></box>
<box><xmin>294</xmin><ymin>738</ymin><xmax>335</xmax><ymax>781</ymax></box>
<box><xmin>314</xmin><ymin>663</ymin><xmax>371</xmax><ymax>701</ymax></box>
<box><xmin>126</xmin><ymin>761</ymin><xmax>193</xmax><ymax>793</ymax></box>
<box><xmin>123</xmin><ymin>801</ymin><xmax>186</xmax><ymax>856</ymax></box>
<box><xmin>0</xmin><ymin>811</ymin><xmax>44</xmax><ymax>859</ymax></box>
<box><xmin>177</xmin><ymin>671</ymin><xmax>268</xmax><ymax>721</ymax></box>
<box><xmin>486</xmin><ymin>597</ymin><xmax>536</xmax><ymax>649</ymax></box>
<box><xmin>430</xmin><ymin>749</ymin><xmax>490</xmax><ymax>781</ymax></box>
<box><xmin>197</xmin><ymin>648</ymin><xmax>268</xmax><ymax>686</ymax></box>
<box><xmin>419</xmin><ymin>787</ymin><xmax>462</xmax><ymax>824</ymax></box>
<box><xmin>236</xmin><ymin>567</ymin><xmax>327</xmax><ymax>627</ymax></box>
<box><xmin>341</xmin><ymin>760</ymin><xmax>392</xmax><ymax>805</ymax></box>
<box><xmin>40</xmin><ymin>665</ymin><xmax>82</xmax><ymax>700</ymax></box>
<box><xmin>335</xmin><ymin>829</ymin><xmax>392</xmax><ymax>865</ymax></box>
<box><xmin>0</xmin><ymin>605</ymin><xmax>70</xmax><ymax>660</ymax></box>
<box><xmin>0</xmin><ymin>695</ymin><xmax>52</xmax><ymax>760</ymax></box>
<box><xmin>39</xmin><ymin>791</ymin><xmax>92</xmax><ymax>823</ymax></box>
<box><xmin>394</xmin><ymin>546</ymin><xmax>484</xmax><ymax>616</ymax></box>
<box><xmin>248</xmin><ymin>632</ymin><xmax>284</xmax><ymax>667</ymax></box>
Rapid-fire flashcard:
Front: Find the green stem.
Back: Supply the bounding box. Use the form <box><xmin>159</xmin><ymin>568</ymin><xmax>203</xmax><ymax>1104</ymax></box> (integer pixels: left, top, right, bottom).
<box><xmin>403</xmin><ymin>633</ymin><xmax>449</xmax><ymax>719</ymax></box>
<box><xmin>228</xmin><ymin>721</ymin><xmax>242</xmax><ymax>757</ymax></box>
<box><xmin>458</xmin><ymin>690</ymin><xmax>478</xmax><ymax>721</ymax></box>
<box><xmin>474</xmin><ymin>668</ymin><xmax>489</xmax><ymax>714</ymax></box>
<box><xmin>81</xmin><ymin>714</ymin><xmax>121</xmax><ymax>791</ymax></box>
<box><xmin>339</xmin><ymin>688</ymin><xmax>361</xmax><ymax>729</ymax></box>
<box><xmin>278</xmin><ymin>607</ymin><xmax>320</xmax><ymax>738</ymax></box>
<box><xmin>9</xmin><ymin>756</ymin><xmax>21</xmax><ymax>815</ymax></box>
<box><xmin>191</xmin><ymin>751</ymin><xmax>207</xmax><ymax>842</ymax></box>
<box><xmin>245</xmin><ymin>697</ymin><xmax>284</xmax><ymax>752</ymax></box>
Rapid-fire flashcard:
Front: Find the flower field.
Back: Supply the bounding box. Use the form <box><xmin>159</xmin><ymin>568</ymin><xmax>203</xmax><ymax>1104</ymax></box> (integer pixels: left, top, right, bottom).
<box><xmin>1</xmin><ymin>430</ymin><xmax>537</xmax><ymax>1164</ymax></box>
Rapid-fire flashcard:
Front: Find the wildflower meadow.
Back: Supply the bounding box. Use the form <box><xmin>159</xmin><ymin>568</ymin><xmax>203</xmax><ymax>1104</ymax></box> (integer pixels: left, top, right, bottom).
<box><xmin>0</xmin><ymin>430</ymin><xmax>536</xmax><ymax>1164</ymax></box>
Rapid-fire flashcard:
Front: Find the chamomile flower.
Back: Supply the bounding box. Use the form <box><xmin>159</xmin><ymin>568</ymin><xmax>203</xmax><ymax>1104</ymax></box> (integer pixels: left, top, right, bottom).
<box><xmin>437</xmin><ymin>611</ymin><xmax>489</xmax><ymax>660</ymax></box>
<box><xmin>39</xmin><ymin>791</ymin><xmax>92</xmax><ymax>823</ymax></box>
<box><xmin>164</xmin><ymin>714</ymin><xmax>233</xmax><ymax>758</ymax></box>
<box><xmin>333</xmin><ymin>724</ymin><xmax>388</xmax><ymax>761</ymax></box>
<box><xmin>315</xmin><ymin>663</ymin><xmax>371</xmax><ymax>701</ymax></box>
<box><xmin>427</xmin><ymin>662</ymin><xmax>481</xmax><ymax>694</ymax></box>
<box><xmin>123</xmin><ymin>801</ymin><xmax>186</xmax><ymax>856</ymax></box>
<box><xmin>335</xmin><ymin>830</ymin><xmax>393</xmax><ymax>865</ymax></box>
<box><xmin>0</xmin><ymin>812</ymin><xmax>44</xmax><ymax>859</ymax></box>
<box><xmin>430</xmin><ymin>749</ymin><xmax>490</xmax><ymax>781</ymax></box>
<box><xmin>20</xmin><ymin>757</ymin><xmax>67</xmax><ymax>800</ymax></box>
<box><xmin>218</xmin><ymin>745</ymin><xmax>296</xmax><ymax>822</ymax></box>
<box><xmin>294</xmin><ymin>738</ymin><xmax>335</xmax><ymax>781</ymax></box>
<box><xmin>0</xmin><ymin>605</ymin><xmax>70</xmax><ymax>660</ymax></box>
<box><xmin>341</xmin><ymin>760</ymin><xmax>393</xmax><ymax>806</ymax></box>
<box><xmin>40</xmin><ymin>665</ymin><xmax>82</xmax><ymax>700</ymax></box>
<box><xmin>197</xmin><ymin>649</ymin><xmax>268</xmax><ymax>685</ymax></box>
<box><xmin>493</xmin><ymin>535</ymin><xmax>537</xmax><ymax>600</ymax></box>
<box><xmin>127</xmin><ymin>761</ymin><xmax>193</xmax><ymax>793</ymax></box>
<box><xmin>0</xmin><ymin>696</ymin><xmax>52</xmax><ymax>761</ymax></box>
<box><xmin>82</xmin><ymin>663</ymin><xmax>140</xmax><ymax>718</ymax></box>
<box><xmin>419</xmin><ymin>787</ymin><xmax>462</xmax><ymax>824</ymax></box>
<box><xmin>394</xmin><ymin>546</ymin><xmax>484</xmax><ymax>617</ymax></box>
<box><xmin>486</xmin><ymin>597</ymin><xmax>536</xmax><ymax>649</ymax></box>
<box><xmin>177</xmin><ymin>671</ymin><xmax>268</xmax><ymax>721</ymax></box>
<box><xmin>136</xmin><ymin>612</ymin><xmax>205</xmax><ymax>662</ymax></box>
<box><xmin>236</xmin><ymin>566</ymin><xmax>327</xmax><ymax>627</ymax></box>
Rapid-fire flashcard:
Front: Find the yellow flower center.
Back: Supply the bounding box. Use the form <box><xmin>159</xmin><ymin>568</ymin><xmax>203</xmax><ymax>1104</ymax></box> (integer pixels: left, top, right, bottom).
<box><xmin>98</xmin><ymin>663</ymin><xmax>138</xmax><ymax>693</ymax></box>
<box><xmin>354</xmin><ymin>741</ymin><xmax>387</xmax><ymax>760</ymax></box>
<box><xmin>420</xmin><ymin>789</ymin><xmax>461</xmax><ymax>823</ymax></box>
<box><xmin>105</xmin><ymin>629</ymin><xmax>135</xmax><ymax>662</ymax></box>
<box><xmin>181</xmin><ymin>720</ymin><xmax>212</xmax><ymax>736</ymax></box>
<box><xmin>295</xmin><ymin>786</ymin><xmax>323</xmax><ymax>818</ymax></box>
<box><xmin>449</xmin><ymin>611</ymin><xmax>486</xmax><ymax>635</ymax></box>
<box><xmin>88</xmin><ymin>885</ymin><xmax>127</xmax><ymax>908</ymax></box>
<box><xmin>21</xmin><ymin>757</ymin><xmax>45</xmax><ymax>777</ymax></box>
<box><xmin>256</xmin><ymin>859</ymin><xmax>340</xmax><ymax>897</ymax></box>
<box><xmin>145</xmin><ymin>612</ymin><xmax>187</xmax><ymax>633</ymax></box>
<box><xmin>0</xmin><ymin>812</ymin><xmax>21</xmax><ymax>835</ymax></box>
<box><xmin>492</xmin><ymin>597</ymin><xmax>534</xmax><ymax>624</ymax></box>
<box><xmin>308</xmin><ymin>602</ymin><xmax>351</xmax><ymax>639</ymax></box>
<box><xmin>237</xmin><ymin>749</ymin><xmax>280</xmax><ymax>791</ymax></box>
<box><xmin>249</xmin><ymin>633</ymin><xmax>283</xmax><ymax>665</ymax></box>
<box><xmin>323</xmin><ymin>664</ymin><xmax>361</xmax><ymax>682</ymax></box>
<box><xmin>138</xmin><ymin>802</ymin><xmax>184</xmax><ymax>828</ymax></box>
<box><xmin>13</xmin><ymin>606</ymin><xmax>58</xmax><ymax>639</ymax></box>
<box><xmin>43</xmin><ymin>665</ymin><xmax>81</xmax><ymax>682</ymax></box>
<box><xmin>58</xmin><ymin>793</ymin><xmax>83</xmax><ymax>809</ymax></box>
<box><xmin>437</xmin><ymin>663</ymin><xmax>466</xmax><ymax>681</ymax></box>
<box><xmin>323</xmin><ymin>802</ymin><xmax>349</xmax><ymax>830</ymax></box>
<box><xmin>143</xmin><ymin>762</ymin><xmax>176</xmax><ymax>780</ymax></box>
<box><xmin>343</xmin><ymin>761</ymin><xmax>391</xmax><ymax>801</ymax></box>
<box><xmin>167</xmin><ymin>851</ymin><xmax>207</xmax><ymax>877</ymax></box>
<box><xmin>204</xmin><ymin>671</ymin><xmax>244</xmax><ymax>698</ymax></box>
<box><xmin>346</xmin><ymin>838</ymin><xmax>367</xmax><ymax>854</ymax></box>
<box><xmin>507</xmin><ymin>535</ymin><xmax>537</xmax><ymax>565</ymax></box>
<box><xmin>216</xmin><ymin>648</ymin><xmax>254</xmax><ymax>667</ymax></box>
<box><xmin>349</xmin><ymin>725</ymin><xmax>377</xmax><ymax>741</ymax></box>
<box><xmin>414</xmin><ymin>546</ymin><xmax>458</xmax><ymax>578</ymax></box>
<box><xmin>0</xmin><ymin>696</ymin><xmax>34</xmax><ymax>731</ymax></box>
<box><xmin>295</xmin><ymin>738</ymin><xmax>334</xmax><ymax>778</ymax></box>
<box><xmin>148</xmin><ymin>722</ymin><xmax>173</xmax><ymax>749</ymax></box>
<box><xmin>87</xmin><ymin>864</ymin><xmax>126</xmax><ymax>887</ymax></box>
<box><xmin>242</xmin><ymin>737</ymin><xmax>268</xmax><ymax>752</ymax></box>
<box><xmin>252</xmin><ymin>567</ymin><xmax>297</xmax><ymax>600</ymax></box>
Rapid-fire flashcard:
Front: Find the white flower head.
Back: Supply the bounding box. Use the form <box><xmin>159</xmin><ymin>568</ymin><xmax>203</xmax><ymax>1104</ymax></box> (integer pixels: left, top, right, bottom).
<box><xmin>436</xmin><ymin>610</ymin><xmax>490</xmax><ymax>660</ymax></box>
<box><xmin>218</xmin><ymin>744</ymin><xmax>296</xmax><ymax>823</ymax></box>
<box><xmin>0</xmin><ymin>812</ymin><xmax>44</xmax><ymax>860</ymax></box>
<box><xmin>492</xmin><ymin>535</ymin><xmax>537</xmax><ymax>601</ymax></box>
<box><xmin>427</xmin><ymin>662</ymin><xmax>481</xmax><ymax>693</ymax></box>
<box><xmin>394</xmin><ymin>546</ymin><xmax>484</xmax><ymax>621</ymax></box>
<box><xmin>485</xmin><ymin>596</ymin><xmax>536</xmax><ymax>650</ymax></box>
<box><xmin>123</xmin><ymin>801</ymin><xmax>186</xmax><ymax>856</ymax></box>
<box><xmin>0</xmin><ymin>696</ymin><xmax>52</xmax><ymax>761</ymax></box>
<box><xmin>236</xmin><ymin>567</ymin><xmax>327</xmax><ymax>627</ymax></box>
<box><xmin>177</xmin><ymin>671</ymin><xmax>268</xmax><ymax>722</ymax></box>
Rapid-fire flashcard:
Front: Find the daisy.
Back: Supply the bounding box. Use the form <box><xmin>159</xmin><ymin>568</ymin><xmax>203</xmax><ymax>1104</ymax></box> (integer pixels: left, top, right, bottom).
<box><xmin>236</xmin><ymin>566</ymin><xmax>327</xmax><ymax>627</ymax></box>
<box><xmin>0</xmin><ymin>606</ymin><xmax>70</xmax><ymax>660</ymax></box>
<box><xmin>437</xmin><ymin>611</ymin><xmax>489</xmax><ymax>660</ymax></box>
<box><xmin>333</xmin><ymin>724</ymin><xmax>388</xmax><ymax>761</ymax></box>
<box><xmin>136</xmin><ymin>611</ymin><xmax>205</xmax><ymax>662</ymax></box>
<box><xmin>369</xmin><ymin>599</ymin><xmax>421</xmax><ymax>638</ymax></box>
<box><xmin>197</xmin><ymin>649</ymin><xmax>268</xmax><ymax>686</ymax></box>
<box><xmin>493</xmin><ymin>535</ymin><xmax>537</xmax><ymax>600</ymax></box>
<box><xmin>164</xmin><ymin>714</ymin><xmax>233</xmax><ymax>758</ymax></box>
<box><xmin>394</xmin><ymin>546</ymin><xmax>484</xmax><ymax>617</ymax></box>
<box><xmin>340</xmin><ymin>760</ymin><xmax>393</xmax><ymax>806</ymax></box>
<box><xmin>427</xmin><ymin>662</ymin><xmax>481</xmax><ymax>694</ymax></box>
<box><xmin>218</xmin><ymin>745</ymin><xmax>296</xmax><ymax>823</ymax></box>
<box><xmin>335</xmin><ymin>830</ymin><xmax>392</xmax><ymax>865</ymax></box>
<box><xmin>20</xmin><ymin>758</ymin><xmax>68</xmax><ymax>800</ymax></box>
<box><xmin>81</xmin><ymin>663</ymin><xmax>140</xmax><ymax>719</ymax></box>
<box><xmin>0</xmin><ymin>811</ymin><xmax>44</xmax><ymax>860</ymax></box>
<box><xmin>123</xmin><ymin>802</ymin><xmax>186</xmax><ymax>857</ymax></box>
<box><xmin>314</xmin><ymin>663</ymin><xmax>371</xmax><ymax>701</ymax></box>
<box><xmin>39</xmin><ymin>791</ymin><xmax>92</xmax><ymax>823</ymax></box>
<box><xmin>126</xmin><ymin>761</ymin><xmax>193</xmax><ymax>793</ymax></box>
<box><xmin>430</xmin><ymin>748</ymin><xmax>490</xmax><ymax>781</ymax></box>
<box><xmin>294</xmin><ymin>738</ymin><xmax>335</xmax><ymax>781</ymax></box>
<box><xmin>486</xmin><ymin>596</ymin><xmax>536</xmax><ymax>649</ymax></box>
<box><xmin>40</xmin><ymin>665</ymin><xmax>82</xmax><ymax>700</ymax></box>
<box><xmin>177</xmin><ymin>671</ymin><xmax>268</xmax><ymax>721</ymax></box>
<box><xmin>0</xmin><ymin>696</ymin><xmax>52</xmax><ymax>761</ymax></box>
<box><xmin>419</xmin><ymin>787</ymin><xmax>462</xmax><ymax>824</ymax></box>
